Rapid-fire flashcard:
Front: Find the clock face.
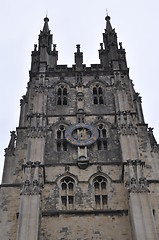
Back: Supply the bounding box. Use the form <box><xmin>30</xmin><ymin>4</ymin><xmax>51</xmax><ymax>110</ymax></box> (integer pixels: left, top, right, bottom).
<box><xmin>65</xmin><ymin>123</ymin><xmax>99</xmax><ymax>146</ymax></box>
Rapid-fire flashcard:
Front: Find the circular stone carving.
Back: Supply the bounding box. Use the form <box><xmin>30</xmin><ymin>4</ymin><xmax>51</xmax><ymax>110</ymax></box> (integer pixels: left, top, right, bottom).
<box><xmin>65</xmin><ymin>123</ymin><xmax>99</xmax><ymax>146</ymax></box>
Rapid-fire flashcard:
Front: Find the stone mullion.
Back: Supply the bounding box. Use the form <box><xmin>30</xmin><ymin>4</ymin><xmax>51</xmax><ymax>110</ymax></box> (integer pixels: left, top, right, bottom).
<box><xmin>99</xmin><ymin>183</ymin><xmax>102</xmax><ymax>209</ymax></box>
<box><xmin>66</xmin><ymin>185</ymin><xmax>69</xmax><ymax>210</ymax></box>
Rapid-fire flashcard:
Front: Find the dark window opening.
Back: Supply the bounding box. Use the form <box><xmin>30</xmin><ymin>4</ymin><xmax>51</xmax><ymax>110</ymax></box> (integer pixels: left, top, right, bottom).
<box><xmin>61</xmin><ymin>177</ymin><xmax>75</xmax><ymax>210</ymax></box>
<box><xmin>98</xmin><ymin>87</ymin><xmax>103</xmax><ymax>94</ymax></box>
<box><xmin>97</xmin><ymin>140</ymin><xmax>102</xmax><ymax>150</ymax></box>
<box><xmin>93</xmin><ymin>87</ymin><xmax>97</xmax><ymax>95</ymax></box>
<box><xmin>63</xmin><ymin>141</ymin><xmax>67</xmax><ymax>151</ymax></box>
<box><xmin>103</xmin><ymin>140</ymin><xmax>107</xmax><ymax>150</ymax></box>
<box><xmin>57</xmin><ymin>88</ymin><xmax>62</xmax><ymax>95</ymax></box>
<box><xmin>57</xmin><ymin>86</ymin><xmax>68</xmax><ymax>105</ymax></box>
<box><xmin>97</xmin><ymin>125</ymin><xmax>107</xmax><ymax>150</ymax></box>
<box><xmin>94</xmin><ymin>97</ymin><xmax>98</xmax><ymax>104</ymax></box>
<box><xmin>57</xmin><ymin>97</ymin><xmax>62</xmax><ymax>105</ymax></box>
<box><xmin>102</xmin><ymin>129</ymin><xmax>106</xmax><ymax>138</ymax></box>
<box><xmin>56</xmin><ymin>125</ymin><xmax>67</xmax><ymax>152</ymax></box>
<box><xmin>94</xmin><ymin>176</ymin><xmax>107</xmax><ymax>209</ymax></box>
<box><xmin>57</xmin><ymin>130</ymin><xmax>61</xmax><ymax>139</ymax></box>
<box><xmin>93</xmin><ymin>85</ymin><xmax>104</xmax><ymax>105</ymax></box>
<box><xmin>63</xmin><ymin>97</ymin><xmax>67</xmax><ymax>105</ymax></box>
<box><xmin>63</xmin><ymin>88</ymin><xmax>67</xmax><ymax>95</ymax></box>
<box><xmin>99</xmin><ymin>96</ymin><xmax>104</xmax><ymax>104</ymax></box>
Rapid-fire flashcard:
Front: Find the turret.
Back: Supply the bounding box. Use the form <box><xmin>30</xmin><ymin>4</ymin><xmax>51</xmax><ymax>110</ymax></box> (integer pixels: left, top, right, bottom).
<box><xmin>31</xmin><ymin>16</ymin><xmax>58</xmax><ymax>72</ymax></box>
<box><xmin>99</xmin><ymin>15</ymin><xmax>128</xmax><ymax>73</ymax></box>
<box><xmin>74</xmin><ymin>44</ymin><xmax>83</xmax><ymax>70</ymax></box>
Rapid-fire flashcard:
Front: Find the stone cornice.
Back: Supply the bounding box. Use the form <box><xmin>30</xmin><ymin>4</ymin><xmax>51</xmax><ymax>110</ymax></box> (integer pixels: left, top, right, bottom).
<box><xmin>42</xmin><ymin>209</ymin><xmax>128</xmax><ymax>217</ymax></box>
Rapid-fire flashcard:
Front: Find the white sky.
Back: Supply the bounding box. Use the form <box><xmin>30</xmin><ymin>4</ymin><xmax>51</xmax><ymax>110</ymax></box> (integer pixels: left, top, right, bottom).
<box><xmin>0</xmin><ymin>0</ymin><xmax>159</xmax><ymax>181</ymax></box>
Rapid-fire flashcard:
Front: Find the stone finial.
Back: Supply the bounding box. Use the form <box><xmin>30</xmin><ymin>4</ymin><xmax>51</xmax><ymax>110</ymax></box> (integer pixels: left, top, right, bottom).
<box><xmin>119</xmin><ymin>42</ymin><xmax>123</xmax><ymax>49</ymax></box>
<box><xmin>5</xmin><ymin>131</ymin><xmax>17</xmax><ymax>155</ymax></box>
<box><xmin>53</xmin><ymin>44</ymin><xmax>56</xmax><ymax>51</ymax></box>
<box><xmin>75</xmin><ymin>44</ymin><xmax>83</xmax><ymax>68</ymax></box>
<box><xmin>100</xmin><ymin>43</ymin><xmax>103</xmax><ymax>50</ymax></box>
<box><xmin>76</xmin><ymin>44</ymin><xmax>80</xmax><ymax>53</ymax></box>
<box><xmin>34</xmin><ymin>44</ymin><xmax>37</xmax><ymax>51</ymax></box>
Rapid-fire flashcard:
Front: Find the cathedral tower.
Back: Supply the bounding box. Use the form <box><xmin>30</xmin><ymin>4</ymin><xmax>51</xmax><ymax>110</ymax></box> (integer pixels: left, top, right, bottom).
<box><xmin>0</xmin><ymin>15</ymin><xmax>159</xmax><ymax>240</ymax></box>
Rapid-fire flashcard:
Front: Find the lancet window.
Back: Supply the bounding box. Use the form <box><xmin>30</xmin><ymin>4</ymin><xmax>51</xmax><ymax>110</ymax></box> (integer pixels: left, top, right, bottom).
<box><xmin>93</xmin><ymin>84</ymin><xmax>104</xmax><ymax>104</ymax></box>
<box><xmin>97</xmin><ymin>124</ymin><xmax>107</xmax><ymax>150</ymax></box>
<box><xmin>61</xmin><ymin>177</ymin><xmax>75</xmax><ymax>210</ymax></box>
<box><xmin>57</xmin><ymin>85</ymin><xmax>68</xmax><ymax>105</ymax></box>
<box><xmin>93</xmin><ymin>176</ymin><xmax>107</xmax><ymax>209</ymax></box>
<box><xmin>56</xmin><ymin>125</ymin><xmax>67</xmax><ymax>152</ymax></box>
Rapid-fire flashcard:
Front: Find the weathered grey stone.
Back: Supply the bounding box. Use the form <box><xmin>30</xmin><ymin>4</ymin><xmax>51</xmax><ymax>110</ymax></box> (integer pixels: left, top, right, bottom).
<box><xmin>0</xmin><ymin>14</ymin><xmax>159</xmax><ymax>240</ymax></box>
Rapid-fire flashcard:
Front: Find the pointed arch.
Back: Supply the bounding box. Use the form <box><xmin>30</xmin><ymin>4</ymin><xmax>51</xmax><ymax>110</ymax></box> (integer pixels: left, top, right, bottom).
<box><xmin>60</xmin><ymin>176</ymin><xmax>75</xmax><ymax>210</ymax></box>
<box><xmin>56</xmin><ymin>124</ymin><xmax>67</xmax><ymax>152</ymax></box>
<box><xmin>56</xmin><ymin>172</ymin><xmax>78</xmax><ymax>211</ymax></box>
<box><xmin>91</xmin><ymin>83</ymin><xmax>104</xmax><ymax>105</ymax></box>
<box><xmin>56</xmin><ymin>83</ymin><xmax>69</xmax><ymax>106</ymax></box>
<box><xmin>56</xmin><ymin>172</ymin><xmax>78</xmax><ymax>184</ymax></box>
<box><xmin>89</xmin><ymin>172</ymin><xmax>112</xmax><ymax>210</ymax></box>
<box><xmin>89</xmin><ymin>172</ymin><xmax>112</xmax><ymax>184</ymax></box>
<box><xmin>97</xmin><ymin>123</ymin><xmax>107</xmax><ymax>150</ymax></box>
<box><xmin>93</xmin><ymin>176</ymin><xmax>108</xmax><ymax>209</ymax></box>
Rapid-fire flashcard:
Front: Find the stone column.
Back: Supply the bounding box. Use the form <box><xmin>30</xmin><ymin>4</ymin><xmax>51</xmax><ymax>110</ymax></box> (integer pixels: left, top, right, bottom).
<box><xmin>16</xmin><ymin>161</ymin><xmax>44</xmax><ymax>240</ymax></box>
<box><xmin>125</xmin><ymin>160</ymin><xmax>158</xmax><ymax>240</ymax></box>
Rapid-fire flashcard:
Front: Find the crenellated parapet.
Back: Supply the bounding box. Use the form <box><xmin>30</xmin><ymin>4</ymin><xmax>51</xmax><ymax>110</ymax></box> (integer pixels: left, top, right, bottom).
<box><xmin>1</xmin><ymin>13</ymin><xmax>159</xmax><ymax>240</ymax></box>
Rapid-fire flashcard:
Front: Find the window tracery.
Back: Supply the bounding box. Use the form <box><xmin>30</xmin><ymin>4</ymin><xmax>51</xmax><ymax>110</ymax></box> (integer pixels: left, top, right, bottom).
<box><xmin>97</xmin><ymin>124</ymin><xmax>107</xmax><ymax>150</ymax></box>
<box><xmin>93</xmin><ymin>176</ymin><xmax>107</xmax><ymax>209</ymax></box>
<box><xmin>93</xmin><ymin>84</ymin><xmax>104</xmax><ymax>104</ymax></box>
<box><xmin>57</xmin><ymin>85</ymin><xmax>68</xmax><ymax>105</ymax></box>
<box><xmin>56</xmin><ymin>125</ymin><xmax>67</xmax><ymax>152</ymax></box>
<box><xmin>60</xmin><ymin>177</ymin><xmax>75</xmax><ymax>210</ymax></box>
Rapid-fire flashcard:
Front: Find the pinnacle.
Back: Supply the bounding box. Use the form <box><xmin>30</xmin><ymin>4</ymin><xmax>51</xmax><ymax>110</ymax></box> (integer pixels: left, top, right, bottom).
<box><xmin>43</xmin><ymin>16</ymin><xmax>50</xmax><ymax>32</ymax></box>
<box><xmin>105</xmin><ymin>15</ymin><xmax>112</xmax><ymax>31</ymax></box>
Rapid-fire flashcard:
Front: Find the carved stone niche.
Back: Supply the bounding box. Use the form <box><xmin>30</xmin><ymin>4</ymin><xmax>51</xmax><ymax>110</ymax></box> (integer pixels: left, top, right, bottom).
<box><xmin>21</xmin><ymin>161</ymin><xmax>45</xmax><ymax>195</ymax></box>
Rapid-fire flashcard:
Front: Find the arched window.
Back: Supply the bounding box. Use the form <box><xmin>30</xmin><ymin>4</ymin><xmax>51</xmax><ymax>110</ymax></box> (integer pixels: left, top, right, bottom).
<box><xmin>93</xmin><ymin>84</ymin><xmax>104</xmax><ymax>105</ymax></box>
<box><xmin>63</xmin><ymin>88</ymin><xmax>67</xmax><ymax>95</ymax></box>
<box><xmin>56</xmin><ymin>125</ymin><xmax>67</xmax><ymax>152</ymax></box>
<box><xmin>97</xmin><ymin>124</ymin><xmax>107</xmax><ymax>150</ymax></box>
<box><xmin>93</xmin><ymin>176</ymin><xmax>107</xmax><ymax>209</ymax></box>
<box><xmin>63</xmin><ymin>97</ymin><xmax>67</xmax><ymax>105</ymax></box>
<box><xmin>57</xmin><ymin>85</ymin><xmax>68</xmax><ymax>106</ymax></box>
<box><xmin>57</xmin><ymin>88</ymin><xmax>62</xmax><ymax>95</ymax></box>
<box><xmin>61</xmin><ymin>177</ymin><xmax>75</xmax><ymax>210</ymax></box>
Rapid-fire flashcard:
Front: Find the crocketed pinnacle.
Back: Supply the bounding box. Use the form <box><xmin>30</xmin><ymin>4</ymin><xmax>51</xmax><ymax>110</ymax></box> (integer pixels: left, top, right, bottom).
<box><xmin>43</xmin><ymin>16</ymin><xmax>50</xmax><ymax>33</ymax></box>
<box><xmin>105</xmin><ymin>15</ymin><xmax>112</xmax><ymax>31</ymax></box>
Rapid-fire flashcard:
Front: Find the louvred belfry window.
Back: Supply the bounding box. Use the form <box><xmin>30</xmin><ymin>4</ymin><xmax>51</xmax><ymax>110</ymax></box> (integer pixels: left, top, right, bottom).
<box><xmin>97</xmin><ymin>124</ymin><xmax>107</xmax><ymax>150</ymax></box>
<box><xmin>93</xmin><ymin>176</ymin><xmax>107</xmax><ymax>209</ymax></box>
<box><xmin>56</xmin><ymin>125</ymin><xmax>67</xmax><ymax>152</ymax></box>
<box><xmin>93</xmin><ymin>84</ymin><xmax>104</xmax><ymax>104</ymax></box>
<box><xmin>57</xmin><ymin>85</ymin><xmax>68</xmax><ymax>106</ymax></box>
<box><xmin>61</xmin><ymin>177</ymin><xmax>75</xmax><ymax>210</ymax></box>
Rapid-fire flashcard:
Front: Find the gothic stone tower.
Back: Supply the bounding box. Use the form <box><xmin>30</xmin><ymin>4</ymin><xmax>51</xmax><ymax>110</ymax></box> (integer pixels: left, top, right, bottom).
<box><xmin>0</xmin><ymin>15</ymin><xmax>159</xmax><ymax>240</ymax></box>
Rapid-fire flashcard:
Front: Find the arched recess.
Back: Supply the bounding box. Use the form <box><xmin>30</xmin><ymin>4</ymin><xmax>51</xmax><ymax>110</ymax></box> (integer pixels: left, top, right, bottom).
<box><xmin>89</xmin><ymin>172</ymin><xmax>112</xmax><ymax>209</ymax></box>
<box><xmin>92</xmin><ymin>83</ymin><xmax>104</xmax><ymax>105</ymax></box>
<box><xmin>56</xmin><ymin>173</ymin><xmax>78</xmax><ymax>210</ymax></box>
<box><xmin>96</xmin><ymin>123</ymin><xmax>109</xmax><ymax>151</ymax></box>
<box><xmin>55</xmin><ymin>124</ymin><xmax>68</xmax><ymax>152</ymax></box>
<box><xmin>56</xmin><ymin>83</ymin><xmax>69</xmax><ymax>106</ymax></box>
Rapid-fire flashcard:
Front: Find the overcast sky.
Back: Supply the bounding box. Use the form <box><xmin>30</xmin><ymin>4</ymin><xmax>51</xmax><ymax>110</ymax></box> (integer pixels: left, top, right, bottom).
<box><xmin>0</xmin><ymin>0</ymin><xmax>159</xmax><ymax>181</ymax></box>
